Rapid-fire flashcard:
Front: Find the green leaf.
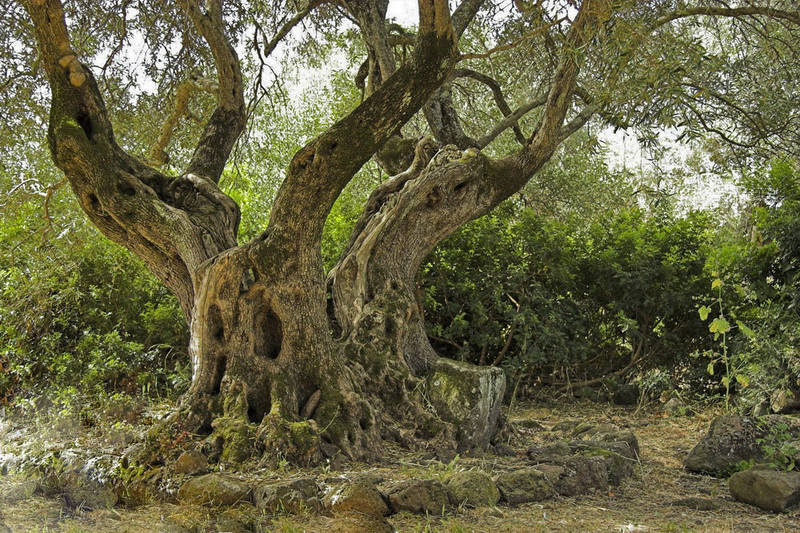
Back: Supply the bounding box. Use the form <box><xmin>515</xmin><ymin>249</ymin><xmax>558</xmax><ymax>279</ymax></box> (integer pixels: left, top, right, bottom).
<box><xmin>721</xmin><ymin>376</ymin><xmax>730</xmax><ymax>387</ymax></box>
<box><xmin>711</xmin><ymin>278</ymin><xmax>723</xmax><ymax>289</ymax></box>
<box><xmin>709</xmin><ymin>317</ymin><xmax>731</xmax><ymax>334</ymax></box>
<box><xmin>735</xmin><ymin>374</ymin><xmax>750</xmax><ymax>387</ymax></box>
<box><xmin>707</xmin><ymin>362</ymin><xmax>715</xmax><ymax>375</ymax></box>
<box><xmin>737</xmin><ymin>320</ymin><xmax>756</xmax><ymax>339</ymax></box>
<box><xmin>698</xmin><ymin>305</ymin><xmax>711</xmax><ymax>321</ymax></box>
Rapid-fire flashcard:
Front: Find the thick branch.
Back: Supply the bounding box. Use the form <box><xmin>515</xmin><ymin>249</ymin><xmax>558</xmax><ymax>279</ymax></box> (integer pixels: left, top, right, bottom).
<box><xmin>268</xmin><ymin>0</ymin><xmax>457</xmax><ymax>250</ymax></box>
<box><xmin>451</xmin><ymin>0</ymin><xmax>485</xmax><ymax>37</ymax></box>
<box><xmin>179</xmin><ymin>0</ymin><xmax>246</xmax><ymax>183</ymax></box>
<box><xmin>24</xmin><ymin>0</ymin><xmax>241</xmax><ymax>317</ymax></box>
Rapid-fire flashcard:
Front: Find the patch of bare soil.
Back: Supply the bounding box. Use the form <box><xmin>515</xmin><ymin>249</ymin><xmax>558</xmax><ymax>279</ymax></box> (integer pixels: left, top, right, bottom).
<box><xmin>2</xmin><ymin>401</ymin><xmax>799</xmax><ymax>532</ymax></box>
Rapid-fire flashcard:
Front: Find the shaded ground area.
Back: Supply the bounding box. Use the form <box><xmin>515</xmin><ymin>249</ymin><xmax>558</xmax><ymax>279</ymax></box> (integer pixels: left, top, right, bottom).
<box><xmin>1</xmin><ymin>400</ymin><xmax>799</xmax><ymax>532</ymax></box>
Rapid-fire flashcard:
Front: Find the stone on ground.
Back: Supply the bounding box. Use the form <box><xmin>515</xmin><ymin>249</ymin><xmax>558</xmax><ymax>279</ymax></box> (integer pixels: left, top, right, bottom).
<box><xmin>729</xmin><ymin>468</ymin><xmax>800</xmax><ymax>512</ymax></box>
<box><xmin>323</xmin><ymin>481</ymin><xmax>388</xmax><ymax>516</ymax></box>
<box><xmin>425</xmin><ymin>357</ymin><xmax>506</xmax><ymax>450</ymax></box>
<box><xmin>445</xmin><ymin>470</ymin><xmax>500</xmax><ymax>507</ymax></box>
<box><xmin>177</xmin><ymin>473</ymin><xmax>251</xmax><ymax>506</ymax></box>
<box><xmin>670</xmin><ymin>496</ymin><xmax>722</xmax><ymax>511</ymax></box>
<box><xmin>771</xmin><ymin>389</ymin><xmax>800</xmax><ymax>414</ymax></box>
<box><xmin>685</xmin><ymin>415</ymin><xmax>800</xmax><ymax>477</ymax></box>
<box><xmin>385</xmin><ymin>478</ymin><xmax>453</xmax><ymax>514</ymax></box>
<box><xmin>612</xmin><ymin>384</ymin><xmax>639</xmax><ymax>406</ymax></box>
<box><xmin>253</xmin><ymin>477</ymin><xmax>321</xmax><ymax>513</ymax></box>
<box><xmin>495</xmin><ymin>468</ymin><xmax>555</xmax><ymax>504</ymax></box>
<box><xmin>174</xmin><ymin>450</ymin><xmax>208</xmax><ymax>475</ymax></box>
<box><xmin>59</xmin><ymin>466</ymin><xmax>118</xmax><ymax>510</ymax></box>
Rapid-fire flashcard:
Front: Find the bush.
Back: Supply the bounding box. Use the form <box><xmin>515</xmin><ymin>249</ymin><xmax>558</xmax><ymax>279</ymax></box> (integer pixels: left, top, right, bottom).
<box><xmin>421</xmin><ymin>202</ymin><xmax>715</xmax><ymax>396</ymax></box>
<box><xmin>0</xmin><ymin>227</ymin><xmax>189</xmax><ymax>404</ymax></box>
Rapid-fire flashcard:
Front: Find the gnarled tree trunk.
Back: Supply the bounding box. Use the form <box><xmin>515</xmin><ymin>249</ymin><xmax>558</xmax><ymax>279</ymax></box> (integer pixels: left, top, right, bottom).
<box><xmin>24</xmin><ymin>0</ymin><xmax>603</xmax><ymax>465</ymax></box>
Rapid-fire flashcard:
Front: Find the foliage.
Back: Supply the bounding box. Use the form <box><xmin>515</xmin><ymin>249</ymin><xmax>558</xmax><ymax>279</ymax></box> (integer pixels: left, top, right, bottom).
<box><xmin>421</xmin><ymin>196</ymin><xmax>715</xmax><ymax>393</ymax></box>
<box><xmin>757</xmin><ymin>420</ymin><xmax>799</xmax><ymax>472</ymax></box>
<box><xmin>0</xmin><ymin>197</ymin><xmax>189</xmax><ymax>404</ymax></box>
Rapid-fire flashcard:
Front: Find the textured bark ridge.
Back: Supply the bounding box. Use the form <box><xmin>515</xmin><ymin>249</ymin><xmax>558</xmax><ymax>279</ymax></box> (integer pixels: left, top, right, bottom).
<box><xmin>329</xmin><ymin>139</ymin><xmax>508</xmax><ymax>451</ymax></box>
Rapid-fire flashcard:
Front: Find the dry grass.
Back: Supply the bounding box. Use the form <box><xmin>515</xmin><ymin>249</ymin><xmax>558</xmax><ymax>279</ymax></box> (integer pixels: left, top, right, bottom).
<box><xmin>2</xmin><ymin>401</ymin><xmax>799</xmax><ymax>532</ymax></box>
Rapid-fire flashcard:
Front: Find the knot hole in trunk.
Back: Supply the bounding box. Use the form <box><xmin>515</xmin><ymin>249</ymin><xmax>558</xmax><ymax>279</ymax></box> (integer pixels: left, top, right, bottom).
<box><xmin>253</xmin><ymin>305</ymin><xmax>282</xmax><ymax>360</ymax></box>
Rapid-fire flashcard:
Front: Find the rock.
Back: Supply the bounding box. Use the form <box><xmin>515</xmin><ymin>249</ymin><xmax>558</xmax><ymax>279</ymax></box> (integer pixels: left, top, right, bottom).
<box><xmin>174</xmin><ymin>450</ymin><xmax>208</xmax><ymax>475</ymax></box>
<box><xmin>253</xmin><ymin>477</ymin><xmax>321</xmax><ymax>514</ymax></box>
<box><xmin>526</xmin><ymin>440</ymin><xmax>572</xmax><ymax>461</ymax></box>
<box><xmin>771</xmin><ymin>389</ymin><xmax>800</xmax><ymax>414</ymax></box>
<box><xmin>729</xmin><ymin>468</ymin><xmax>800</xmax><ymax>512</ymax></box>
<box><xmin>323</xmin><ymin>481</ymin><xmax>388</xmax><ymax>517</ymax></box>
<box><xmin>670</xmin><ymin>496</ymin><xmax>722</xmax><ymax>511</ymax></box>
<box><xmin>385</xmin><ymin>479</ymin><xmax>453</xmax><ymax>514</ymax></box>
<box><xmin>577</xmin><ymin>441</ymin><xmax>637</xmax><ymax>485</ymax></box>
<box><xmin>612</xmin><ymin>384</ymin><xmax>639</xmax><ymax>406</ymax></box>
<box><xmin>599</xmin><ymin>430</ymin><xmax>640</xmax><ymax>460</ymax></box>
<box><xmin>574</xmin><ymin>386</ymin><xmax>603</xmax><ymax>402</ymax></box>
<box><xmin>685</xmin><ymin>415</ymin><xmax>800</xmax><ymax>477</ymax></box>
<box><xmin>570</xmin><ymin>421</ymin><xmax>596</xmax><ymax>437</ymax></box>
<box><xmin>663</xmin><ymin>398</ymin><xmax>686</xmax><ymax>416</ymax></box>
<box><xmin>178</xmin><ymin>473</ymin><xmax>251</xmax><ymax>506</ymax></box>
<box><xmin>106</xmin><ymin>426</ymin><xmax>138</xmax><ymax>447</ymax></box>
<box><xmin>492</xmin><ymin>443</ymin><xmax>516</xmax><ymax>457</ymax></box>
<box><xmin>495</xmin><ymin>468</ymin><xmax>555</xmax><ymax>504</ymax></box>
<box><xmin>425</xmin><ymin>358</ymin><xmax>506</xmax><ymax>450</ymax></box>
<box><xmin>445</xmin><ymin>471</ymin><xmax>500</xmax><ymax>507</ymax></box>
<box><xmin>59</xmin><ymin>466</ymin><xmax>118</xmax><ymax>510</ymax></box>
<box><xmin>752</xmin><ymin>399</ymin><xmax>771</xmax><ymax>417</ymax></box>
<box><xmin>534</xmin><ymin>456</ymin><xmax>609</xmax><ymax>496</ymax></box>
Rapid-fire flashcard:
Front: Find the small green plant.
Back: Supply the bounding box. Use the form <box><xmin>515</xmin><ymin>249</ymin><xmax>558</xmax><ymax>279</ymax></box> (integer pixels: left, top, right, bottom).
<box><xmin>696</xmin><ymin>273</ymin><xmax>752</xmax><ymax>410</ymax></box>
<box><xmin>757</xmin><ymin>421</ymin><xmax>798</xmax><ymax>471</ymax></box>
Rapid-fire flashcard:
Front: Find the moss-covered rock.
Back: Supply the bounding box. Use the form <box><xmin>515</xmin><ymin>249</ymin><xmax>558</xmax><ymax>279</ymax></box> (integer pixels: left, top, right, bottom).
<box><xmin>385</xmin><ymin>478</ymin><xmax>454</xmax><ymax>514</ymax></box>
<box><xmin>253</xmin><ymin>477</ymin><xmax>321</xmax><ymax>514</ymax></box>
<box><xmin>177</xmin><ymin>473</ymin><xmax>251</xmax><ymax>506</ymax></box>
<box><xmin>579</xmin><ymin>444</ymin><xmax>636</xmax><ymax>485</ymax></box>
<box><xmin>424</xmin><ymin>358</ymin><xmax>505</xmax><ymax>450</ymax></box>
<box><xmin>323</xmin><ymin>481</ymin><xmax>388</xmax><ymax>516</ymax></box>
<box><xmin>495</xmin><ymin>468</ymin><xmax>555</xmax><ymax>504</ymax></box>
<box><xmin>533</xmin><ymin>456</ymin><xmax>609</xmax><ymax>496</ymax></box>
<box><xmin>445</xmin><ymin>470</ymin><xmax>500</xmax><ymax>507</ymax></box>
<box><xmin>59</xmin><ymin>466</ymin><xmax>118</xmax><ymax>510</ymax></box>
<box><xmin>685</xmin><ymin>415</ymin><xmax>800</xmax><ymax>477</ymax></box>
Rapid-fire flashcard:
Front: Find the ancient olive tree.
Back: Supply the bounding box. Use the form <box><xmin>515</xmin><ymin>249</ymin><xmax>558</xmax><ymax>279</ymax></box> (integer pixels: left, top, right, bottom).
<box><xmin>12</xmin><ymin>0</ymin><xmax>800</xmax><ymax>463</ymax></box>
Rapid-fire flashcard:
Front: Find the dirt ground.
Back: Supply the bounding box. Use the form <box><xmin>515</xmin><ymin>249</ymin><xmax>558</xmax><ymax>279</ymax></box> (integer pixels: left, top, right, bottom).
<box><xmin>1</xmin><ymin>400</ymin><xmax>798</xmax><ymax>533</ymax></box>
